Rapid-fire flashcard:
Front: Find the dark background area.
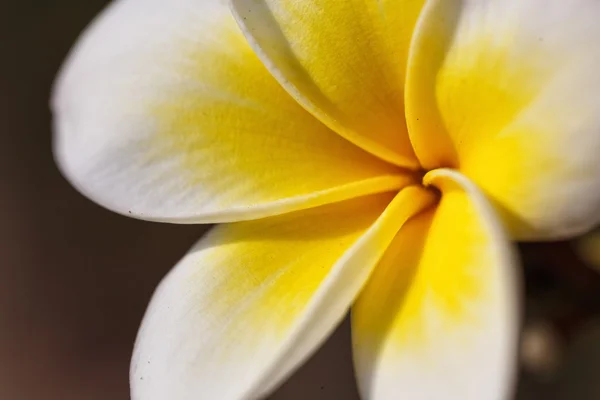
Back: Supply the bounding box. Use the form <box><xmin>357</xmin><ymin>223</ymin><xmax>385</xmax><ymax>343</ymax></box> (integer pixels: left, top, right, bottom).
<box><xmin>1</xmin><ymin>2</ymin><xmax>599</xmax><ymax>399</ymax></box>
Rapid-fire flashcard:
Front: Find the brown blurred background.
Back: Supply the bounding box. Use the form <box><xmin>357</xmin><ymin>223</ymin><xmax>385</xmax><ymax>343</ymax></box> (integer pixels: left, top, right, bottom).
<box><xmin>1</xmin><ymin>2</ymin><xmax>600</xmax><ymax>400</ymax></box>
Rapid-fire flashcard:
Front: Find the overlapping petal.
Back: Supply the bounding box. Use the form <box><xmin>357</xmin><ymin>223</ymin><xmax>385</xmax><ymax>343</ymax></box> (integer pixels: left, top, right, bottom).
<box><xmin>406</xmin><ymin>0</ymin><xmax>600</xmax><ymax>239</ymax></box>
<box><xmin>131</xmin><ymin>188</ymin><xmax>437</xmax><ymax>400</ymax></box>
<box><xmin>231</xmin><ymin>0</ymin><xmax>426</xmax><ymax>167</ymax></box>
<box><xmin>352</xmin><ymin>169</ymin><xmax>519</xmax><ymax>400</ymax></box>
<box><xmin>53</xmin><ymin>0</ymin><xmax>408</xmax><ymax>224</ymax></box>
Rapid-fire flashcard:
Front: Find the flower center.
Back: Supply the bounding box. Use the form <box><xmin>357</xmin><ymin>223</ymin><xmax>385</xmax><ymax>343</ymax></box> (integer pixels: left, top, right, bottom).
<box><xmin>412</xmin><ymin>168</ymin><xmax>442</xmax><ymax>199</ymax></box>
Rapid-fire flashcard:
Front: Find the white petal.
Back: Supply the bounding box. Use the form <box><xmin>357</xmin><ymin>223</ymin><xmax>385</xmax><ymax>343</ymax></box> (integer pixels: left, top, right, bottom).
<box><xmin>53</xmin><ymin>0</ymin><xmax>405</xmax><ymax>224</ymax></box>
<box><xmin>352</xmin><ymin>169</ymin><xmax>520</xmax><ymax>400</ymax></box>
<box><xmin>131</xmin><ymin>188</ymin><xmax>437</xmax><ymax>400</ymax></box>
<box><xmin>406</xmin><ymin>0</ymin><xmax>600</xmax><ymax>239</ymax></box>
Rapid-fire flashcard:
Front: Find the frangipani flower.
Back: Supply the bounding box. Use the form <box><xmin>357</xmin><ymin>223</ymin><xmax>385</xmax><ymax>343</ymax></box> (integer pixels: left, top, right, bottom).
<box><xmin>52</xmin><ymin>0</ymin><xmax>600</xmax><ymax>399</ymax></box>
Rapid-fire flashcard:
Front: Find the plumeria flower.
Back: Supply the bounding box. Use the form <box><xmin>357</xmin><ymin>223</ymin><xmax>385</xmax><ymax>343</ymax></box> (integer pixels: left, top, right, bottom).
<box><xmin>52</xmin><ymin>0</ymin><xmax>600</xmax><ymax>399</ymax></box>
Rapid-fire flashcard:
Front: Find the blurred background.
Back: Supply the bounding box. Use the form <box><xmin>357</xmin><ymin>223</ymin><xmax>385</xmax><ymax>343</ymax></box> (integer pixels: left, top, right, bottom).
<box><xmin>1</xmin><ymin>1</ymin><xmax>600</xmax><ymax>399</ymax></box>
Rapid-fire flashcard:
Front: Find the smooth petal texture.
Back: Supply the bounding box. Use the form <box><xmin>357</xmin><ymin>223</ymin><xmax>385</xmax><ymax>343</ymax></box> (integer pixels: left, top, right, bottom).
<box><xmin>406</xmin><ymin>0</ymin><xmax>600</xmax><ymax>239</ymax></box>
<box><xmin>231</xmin><ymin>0</ymin><xmax>426</xmax><ymax>168</ymax></box>
<box><xmin>53</xmin><ymin>0</ymin><xmax>408</xmax><ymax>224</ymax></box>
<box><xmin>131</xmin><ymin>188</ymin><xmax>437</xmax><ymax>400</ymax></box>
<box><xmin>352</xmin><ymin>169</ymin><xmax>519</xmax><ymax>400</ymax></box>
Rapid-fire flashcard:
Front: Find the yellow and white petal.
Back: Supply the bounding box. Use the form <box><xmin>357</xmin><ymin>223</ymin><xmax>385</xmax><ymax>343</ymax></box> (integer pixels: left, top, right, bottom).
<box><xmin>406</xmin><ymin>0</ymin><xmax>600</xmax><ymax>239</ymax></box>
<box><xmin>230</xmin><ymin>0</ymin><xmax>426</xmax><ymax>168</ymax></box>
<box><xmin>352</xmin><ymin>169</ymin><xmax>519</xmax><ymax>400</ymax></box>
<box><xmin>131</xmin><ymin>188</ymin><xmax>437</xmax><ymax>400</ymax></box>
<box><xmin>53</xmin><ymin>0</ymin><xmax>407</xmax><ymax>224</ymax></box>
